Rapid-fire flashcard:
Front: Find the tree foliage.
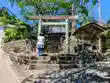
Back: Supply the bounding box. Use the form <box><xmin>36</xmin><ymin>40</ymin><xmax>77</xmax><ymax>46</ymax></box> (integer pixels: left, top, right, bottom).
<box><xmin>9</xmin><ymin>0</ymin><xmax>98</xmax><ymax>25</ymax></box>
<box><xmin>0</xmin><ymin>7</ymin><xmax>31</xmax><ymax>42</ymax></box>
<box><xmin>100</xmin><ymin>20</ymin><xmax>110</xmax><ymax>51</ymax></box>
<box><xmin>4</xmin><ymin>26</ymin><xmax>28</xmax><ymax>42</ymax></box>
<box><xmin>6</xmin><ymin>0</ymin><xmax>98</xmax><ymax>42</ymax></box>
<box><xmin>101</xmin><ymin>29</ymin><xmax>110</xmax><ymax>50</ymax></box>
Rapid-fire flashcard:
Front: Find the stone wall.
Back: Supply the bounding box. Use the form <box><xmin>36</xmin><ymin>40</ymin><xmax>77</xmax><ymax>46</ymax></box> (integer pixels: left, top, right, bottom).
<box><xmin>3</xmin><ymin>39</ymin><xmax>34</xmax><ymax>54</ymax></box>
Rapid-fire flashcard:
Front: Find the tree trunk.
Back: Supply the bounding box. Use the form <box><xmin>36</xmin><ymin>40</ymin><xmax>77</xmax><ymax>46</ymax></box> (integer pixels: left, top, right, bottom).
<box><xmin>71</xmin><ymin>0</ymin><xmax>76</xmax><ymax>34</ymax></box>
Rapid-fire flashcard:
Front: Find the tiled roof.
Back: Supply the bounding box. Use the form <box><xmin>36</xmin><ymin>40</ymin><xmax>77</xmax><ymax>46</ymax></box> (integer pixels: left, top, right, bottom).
<box><xmin>73</xmin><ymin>22</ymin><xmax>106</xmax><ymax>35</ymax></box>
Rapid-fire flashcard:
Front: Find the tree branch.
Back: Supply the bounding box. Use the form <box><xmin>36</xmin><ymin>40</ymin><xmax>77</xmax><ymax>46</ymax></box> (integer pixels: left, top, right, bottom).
<box><xmin>35</xmin><ymin>5</ymin><xmax>44</xmax><ymax>15</ymax></box>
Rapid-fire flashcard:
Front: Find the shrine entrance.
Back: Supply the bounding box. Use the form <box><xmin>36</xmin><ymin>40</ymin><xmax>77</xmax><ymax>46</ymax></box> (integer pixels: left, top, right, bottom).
<box><xmin>29</xmin><ymin>16</ymin><xmax>77</xmax><ymax>53</ymax></box>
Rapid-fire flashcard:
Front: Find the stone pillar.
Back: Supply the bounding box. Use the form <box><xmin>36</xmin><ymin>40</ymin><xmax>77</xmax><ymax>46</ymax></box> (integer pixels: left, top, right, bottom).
<box><xmin>99</xmin><ymin>37</ymin><xmax>101</xmax><ymax>52</ymax></box>
<box><xmin>71</xmin><ymin>20</ymin><xmax>76</xmax><ymax>34</ymax></box>
<box><xmin>65</xmin><ymin>19</ymin><xmax>69</xmax><ymax>53</ymax></box>
<box><xmin>38</xmin><ymin>19</ymin><xmax>42</xmax><ymax>37</ymax></box>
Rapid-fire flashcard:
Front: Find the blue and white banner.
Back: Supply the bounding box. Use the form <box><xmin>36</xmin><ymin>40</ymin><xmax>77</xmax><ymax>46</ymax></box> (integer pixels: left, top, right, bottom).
<box><xmin>0</xmin><ymin>27</ymin><xmax>4</xmax><ymax>30</ymax></box>
<box><xmin>0</xmin><ymin>26</ymin><xmax>4</xmax><ymax>44</ymax></box>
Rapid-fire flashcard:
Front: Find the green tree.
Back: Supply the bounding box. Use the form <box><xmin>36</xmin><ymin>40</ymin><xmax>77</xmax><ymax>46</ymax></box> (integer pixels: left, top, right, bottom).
<box><xmin>8</xmin><ymin>0</ymin><xmax>98</xmax><ymax>41</ymax></box>
<box><xmin>0</xmin><ymin>7</ymin><xmax>32</xmax><ymax>42</ymax></box>
<box><xmin>9</xmin><ymin>0</ymin><xmax>97</xmax><ymax>21</ymax></box>
<box><xmin>100</xmin><ymin>20</ymin><xmax>110</xmax><ymax>52</ymax></box>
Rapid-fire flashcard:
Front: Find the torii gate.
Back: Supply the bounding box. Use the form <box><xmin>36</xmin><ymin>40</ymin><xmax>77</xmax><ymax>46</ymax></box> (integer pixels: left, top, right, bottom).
<box><xmin>29</xmin><ymin>15</ymin><xmax>77</xmax><ymax>53</ymax></box>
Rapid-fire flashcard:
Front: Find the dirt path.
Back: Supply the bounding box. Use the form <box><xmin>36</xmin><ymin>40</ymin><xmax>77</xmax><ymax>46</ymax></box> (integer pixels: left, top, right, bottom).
<box><xmin>0</xmin><ymin>49</ymin><xmax>21</xmax><ymax>83</ymax></box>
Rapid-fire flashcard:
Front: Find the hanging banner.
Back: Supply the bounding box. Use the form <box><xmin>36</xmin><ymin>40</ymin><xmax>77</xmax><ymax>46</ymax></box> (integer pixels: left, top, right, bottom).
<box><xmin>0</xmin><ymin>27</ymin><xmax>4</xmax><ymax>45</ymax></box>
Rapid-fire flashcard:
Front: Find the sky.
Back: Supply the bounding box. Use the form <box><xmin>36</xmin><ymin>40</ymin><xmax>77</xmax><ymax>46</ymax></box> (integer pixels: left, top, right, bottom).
<box><xmin>93</xmin><ymin>0</ymin><xmax>110</xmax><ymax>23</ymax></box>
<box><xmin>0</xmin><ymin>0</ymin><xmax>110</xmax><ymax>23</ymax></box>
<box><xmin>0</xmin><ymin>0</ymin><xmax>21</xmax><ymax>18</ymax></box>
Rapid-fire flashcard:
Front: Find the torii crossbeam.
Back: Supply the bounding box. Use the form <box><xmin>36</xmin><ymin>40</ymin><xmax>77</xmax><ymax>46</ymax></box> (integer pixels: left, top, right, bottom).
<box><xmin>29</xmin><ymin>15</ymin><xmax>77</xmax><ymax>20</ymax></box>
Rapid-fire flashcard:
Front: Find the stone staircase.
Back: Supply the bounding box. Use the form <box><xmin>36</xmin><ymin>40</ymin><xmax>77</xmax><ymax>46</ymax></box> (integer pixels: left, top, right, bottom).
<box><xmin>58</xmin><ymin>54</ymin><xmax>77</xmax><ymax>69</ymax></box>
<box><xmin>17</xmin><ymin>53</ymin><xmax>78</xmax><ymax>70</ymax></box>
<box><xmin>28</xmin><ymin>56</ymin><xmax>59</xmax><ymax>70</ymax></box>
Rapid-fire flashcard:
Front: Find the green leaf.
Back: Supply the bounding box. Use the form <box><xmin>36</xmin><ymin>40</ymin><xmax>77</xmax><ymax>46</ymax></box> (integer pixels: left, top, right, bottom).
<box><xmin>83</xmin><ymin>0</ymin><xmax>89</xmax><ymax>4</ymax></box>
<box><xmin>45</xmin><ymin>0</ymin><xmax>56</xmax><ymax>3</ymax></box>
<box><xmin>18</xmin><ymin>2</ymin><xmax>24</xmax><ymax>8</ymax></box>
<box><xmin>77</xmin><ymin>6</ymin><xmax>88</xmax><ymax>16</ymax></box>
<box><xmin>92</xmin><ymin>0</ymin><xmax>97</xmax><ymax>8</ymax></box>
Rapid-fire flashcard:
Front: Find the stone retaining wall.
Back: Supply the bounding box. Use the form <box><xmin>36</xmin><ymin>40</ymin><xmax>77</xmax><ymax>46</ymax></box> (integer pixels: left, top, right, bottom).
<box><xmin>3</xmin><ymin>39</ymin><xmax>33</xmax><ymax>54</ymax></box>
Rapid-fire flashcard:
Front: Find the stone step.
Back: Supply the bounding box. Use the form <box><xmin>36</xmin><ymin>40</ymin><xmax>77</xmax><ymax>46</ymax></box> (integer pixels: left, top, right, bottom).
<box><xmin>59</xmin><ymin>64</ymin><xmax>77</xmax><ymax>69</ymax></box>
<box><xmin>29</xmin><ymin>64</ymin><xmax>59</xmax><ymax>70</ymax></box>
<box><xmin>50</xmin><ymin>56</ymin><xmax>57</xmax><ymax>60</ymax></box>
<box><xmin>107</xmin><ymin>58</ymin><xmax>110</xmax><ymax>61</ymax></box>
<box><xmin>107</xmin><ymin>55</ymin><xmax>110</xmax><ymax>58</ymax></box>
<box><xmin>30</xmin><ymin>56</ymin><xmax>38</xmax><ymax>60</ymax></box>
<box><xmin>34</xmin><ymin>60</ymin><xmax>76</xmax><ymax>64</ymax></box>
<box><xmin>30</xmin><ymin>60</ymin><xmax>49</xmax><ymax>64</ymax></box>
<box><xmin>59</xmin><ymin>60</ymin><xmax>76</xmax><ymax>64</ymax></box>
<box><xmin>59</xmin><ymin>56</ymin><xmax>75</xmax><ymax>58</ymax></box>
<box><xmin>96</xmin><ymin>61</ymin><xmax>110</xmax><ymax>67</ymax></box>
<box><xmin>31</xmin><ymin>56</ymin><xmax>50</xmax><ymax>60</ymax></box>
<box><xmin>29</xmin><ymin>63</ymin><xmax>77</xmax><ymax>70</ymax></box>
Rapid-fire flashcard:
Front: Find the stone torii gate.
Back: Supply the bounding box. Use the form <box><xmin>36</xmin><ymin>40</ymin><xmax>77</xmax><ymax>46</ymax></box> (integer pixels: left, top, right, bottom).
<box><xmin>29</xmin><ymin>15</ymin><xmax>77</xmax><ymax>53</ymax></box>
